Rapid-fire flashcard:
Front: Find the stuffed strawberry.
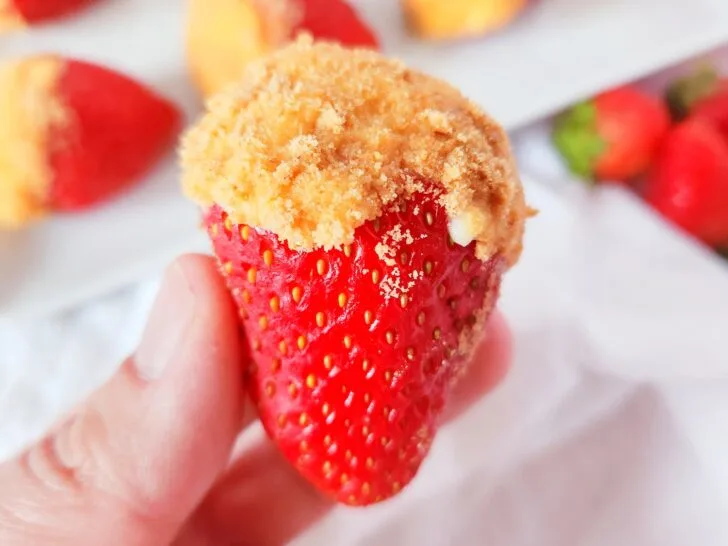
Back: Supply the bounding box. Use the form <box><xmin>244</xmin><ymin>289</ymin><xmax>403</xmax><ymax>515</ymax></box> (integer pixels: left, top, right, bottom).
<box><xmin>642</xmin><ymin>118</ymin><xmax>728</xmax><ymax>248</ymax></box>
<box><xmin>402</xmin><ymin>0</ymin><xmax>528</xmax><ymax>41</ymax></box>
<box><xmin>186</xmin><ymin>0</ymin><xmax>379</xmax><ymax>98</ymax></box>
<box><xmin>181</xmin><ymin>40</ymin><xmax>527</xmax><ymax>505</ymax></box>
<box><xmin>0</xmin><ymin>0</ymin><xmax>98</xmax><ymax>32</ymax></box>
<box><xmin>553</xmin><ymin>86</ymin><xmax>670</xmax><ymax>183</ymax></box>
<box><xmin>0</xmin><ymin>55</ymin><xmax>181</xmax><ymax>228</ymax></box>
<box><xmin>666</xmin><ymin>66</ymin><xmax>728</xmax><ymax>141</ymax></box>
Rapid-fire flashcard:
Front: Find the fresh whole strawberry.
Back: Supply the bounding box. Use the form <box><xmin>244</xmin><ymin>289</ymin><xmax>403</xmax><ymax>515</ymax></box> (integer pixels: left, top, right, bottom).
<box><xmin>0</xmin><ymin>55</ymin><xmax>181</xmax><ymax>228</ymax></box>
<box><xmin>0</xmin><ymin>0</ymin><xmax>98</xmax><ymax>31</ymax></box>
<box><xmin>553</xmin><ymin>86</ymin><xmax>670</xmax><ymax>183</ymax></box>
<box><xmin>666</xmin><ymin>66</ymin><xmax>728</xmax><ymax>141</ymax></box>
<box><xmin>206</xmin><ymin>189</ymin><xmax>505</xmax><ymax>505</ymax></box>
<box><xmin>642</xmin><ymin>118</ymin><xmax>728</xmax><ymax>247</ymax></box>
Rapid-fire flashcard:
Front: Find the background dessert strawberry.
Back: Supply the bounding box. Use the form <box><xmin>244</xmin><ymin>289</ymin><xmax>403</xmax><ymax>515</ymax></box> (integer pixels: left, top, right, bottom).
<box><xmin>181</xmin><ymin>39</ymin><xmax>527</xmax><ymax>505</ymax></box>
<box><xmin>186</xmin><ymin>0</ymin><xmax>379</xmax><ymax>98</ymax></box>
<box><xmin>0</xmin><ymin>0</ymin><xmax>98</xmax><ymax>32</ymax></box>
<box><xmin>0</xmin><ymin>56</ymin><xmax>181</xmax><ymax>228</ymax></box>
<box><xmin>402</xmin><ymin>0</ymin><xmax>528</xmax><ymax>41</ymax></box>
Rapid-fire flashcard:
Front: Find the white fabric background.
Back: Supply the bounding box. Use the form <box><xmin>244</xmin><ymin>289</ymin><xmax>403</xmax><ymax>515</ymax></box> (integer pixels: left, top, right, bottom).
<box><xmin>3</xmin><ymin>127</ymin><xmax>728</xmax><ymax>544</ymax></box>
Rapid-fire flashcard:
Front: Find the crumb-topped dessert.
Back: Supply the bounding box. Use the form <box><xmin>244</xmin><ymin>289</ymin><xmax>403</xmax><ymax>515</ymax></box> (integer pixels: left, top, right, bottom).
<box><xmin>180</xmin><ymin>38</ymin><xmax>527</xmax><ymax>506</ymax></box>
<box><xmin>0</xmin><ymin>57</ymin><xmax>68</xmax><ymax>227</ymax></box>
<box><xmin>182</xmin><ymin>37</ymin><xmax>525</xmax><ymax>263</ymax></box>
<box><xmin>0</xmin><ymin>55</ymin><xmax>180</xmax><ymax>229</ymax></box>
<box><xmin>0</xmin><ymin>0</ymin><xmax>98</xmax><ymax>34</ymax></box>
<box><xmin>0</xmin><ymin>0</ymin><xmax>24</xmax><ymax>33</ymax></box>
<box><xmin>186</xmin><ymin>0</ymin><xmax>378</xmax><ymax>98</ymax></box>
<box><xmin>403</xmin><ymin>0</ymin><xmax>528</xmax><ymax>41</ymax></box>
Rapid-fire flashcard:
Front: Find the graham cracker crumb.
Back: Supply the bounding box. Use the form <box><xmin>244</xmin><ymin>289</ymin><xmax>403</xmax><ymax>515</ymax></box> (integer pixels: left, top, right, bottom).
<box><xmin>0</xmin><ymin>56</ymin><xmax>68</xmax><ymax>228</ymax></box>
<box><xmin>181</xmin><ymin>38</ymin><xmax>527</xmax><ymax>264</ymax></box>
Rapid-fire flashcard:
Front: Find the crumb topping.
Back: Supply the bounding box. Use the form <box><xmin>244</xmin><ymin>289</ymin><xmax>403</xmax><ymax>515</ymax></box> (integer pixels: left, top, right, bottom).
<box><xmin>181</xmin><ymin>37</ymin><xmax>527</xmax><ymax>264</ymax></box>
<box><xmin>0</xmin><ymin>0</ymin><xmax>24</xmax><ymax>33</ymax></box>
<box><xmin>0</xmin><ymin>56</ymin><xmax>68</xmax><ymax>228</ymax></box>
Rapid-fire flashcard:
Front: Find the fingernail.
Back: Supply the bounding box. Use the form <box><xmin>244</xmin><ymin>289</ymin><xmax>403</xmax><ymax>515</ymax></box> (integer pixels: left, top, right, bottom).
<box><xmin>135</xmin><ymin>262</ymin><xmax>196</xmax><ymax>381</ymax></box>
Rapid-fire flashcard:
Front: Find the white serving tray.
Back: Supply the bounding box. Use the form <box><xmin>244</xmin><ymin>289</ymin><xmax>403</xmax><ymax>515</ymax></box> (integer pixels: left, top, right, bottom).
<box><xmin>2</xmin><ymin>0</ymin><xmax>728</xmax><ymax>318</ymax></box>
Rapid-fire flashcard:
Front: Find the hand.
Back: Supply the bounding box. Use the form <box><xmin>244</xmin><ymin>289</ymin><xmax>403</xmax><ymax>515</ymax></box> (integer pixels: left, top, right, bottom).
<box><xmin>0</xmin><ymin>255</ymin><xmax>512</xmax><ymax>545</ymax></box>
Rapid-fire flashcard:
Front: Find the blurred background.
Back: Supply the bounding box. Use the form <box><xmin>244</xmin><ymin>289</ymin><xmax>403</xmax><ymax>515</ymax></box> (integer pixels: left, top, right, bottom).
<box><xmin>2</xmin><ymin>0</ymin><xmax>728</xmax><ymax>544</ymax></box>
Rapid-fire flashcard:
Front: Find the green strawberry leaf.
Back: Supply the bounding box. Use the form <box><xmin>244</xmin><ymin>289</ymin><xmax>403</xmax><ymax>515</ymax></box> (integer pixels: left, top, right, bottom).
<box><xmin>552</xmin><ymin>100</ymin><xmax>606</xmax><ymax>183</ymax></box>
<box><xmin>665</xmin><ymin>65</ymin><xmax>720</xmax><ymax>121</ymax></box>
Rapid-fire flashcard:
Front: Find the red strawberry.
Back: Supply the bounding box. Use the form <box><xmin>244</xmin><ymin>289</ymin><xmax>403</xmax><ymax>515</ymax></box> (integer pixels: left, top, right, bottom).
<box><xmin>13</xmin><ymin>0</ymin><xmax>96</xmax><ymax>23</ymax></box>
<box><xmin>0</xmin><ymin>56</ymin><xmax>181</xmax><ymax>228</ymax></box>
<box><xmin>666</xmin><ymin>66</ymin><xmax>728</xmax><ymax>142</ymax></box>
<box><xmin>553</xmin><ymin>86</ymin><xmax>670</xmax><ymax>183</ymax></box>
<box><xmin>181</xmin><ymin>39</ymin><xmax>525</xmax><ymax>507</ymax></box>
<box><xmin>643</xmin><ymin>118</ymin><xmax>728</xmax><ymax>247</ymax></box>
<box><xmin>206</xmin><ymin>189</ymin><xmax>505</xmax><ymax>506</ymax></box>
<box><xmin>186</xmin><ymin>0</ymin><xmax>379</xmax><ymax>98</ymax></box>
<box><xmin>48</xmin><ymin>59</ymin><xmax>182</xmax><ymax>210</ymax></box>
<box><xmin>294</xmin><ymin>0</ymin><xmax>379</xmax><ymax>49</ymax></box>
<box><xmin>1</xmin><ymin>0</ymin><xmax>97</xmax><ymax>31</ymax></box>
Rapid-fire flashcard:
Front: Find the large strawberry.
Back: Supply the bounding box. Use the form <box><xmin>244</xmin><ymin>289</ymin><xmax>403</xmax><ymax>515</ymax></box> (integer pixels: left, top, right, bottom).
<box><xmin>0</xmin><ymin>55</ymin><xmax>181</xmax><ymax>228</ymax></box>
<box><xmin>553</xmin><ymin>86</ymin><xmax>670</xmax><ymax>183</ymax></box>
<box><xmin>642</xmin><ymin>118</ymin><xmax>728</xmax><ymax>248</ymax></box>
<box><xmin>181</xmin><ymin>40</ymin><xmax>526</xmax><ymax>506</ymax></box>
<box><xmin>186</xmin><ymin>0</ymin><xmax>379</xmax><ymax>98</ymax></box>
<box><xmin>206</xmin><ymin>193</ymin><xmax>505</xmax><ymax>505</ymax></box>
<box><xmin>0</xmin><ymin>0</ymin><xmax>98</xmax><ymax>32</ymax></box>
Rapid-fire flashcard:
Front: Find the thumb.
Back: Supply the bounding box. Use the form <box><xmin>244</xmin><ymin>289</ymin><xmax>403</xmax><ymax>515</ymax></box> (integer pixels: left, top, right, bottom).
<box><xmin>0</xmin><ymin>255</ymin><xmax>245</xmax><ymax>546</ymax></box>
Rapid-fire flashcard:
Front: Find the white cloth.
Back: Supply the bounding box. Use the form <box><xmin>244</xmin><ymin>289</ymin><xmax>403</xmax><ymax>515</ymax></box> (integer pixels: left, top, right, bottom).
<box><xmin>2</xmin><ymin>123</ymin><xmax>728</xmax><ymax>546</ymax></box>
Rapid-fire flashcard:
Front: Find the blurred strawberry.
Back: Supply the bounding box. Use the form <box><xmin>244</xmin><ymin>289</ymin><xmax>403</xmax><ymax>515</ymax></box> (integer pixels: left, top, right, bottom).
<box><xmin>205</xmin><ymin>188</ymin><xmax>505</xmax><ymax>506</ymax></box>
<box><xmin>642</xmin><ymin>118</ymin><xmax>728</xmax><ymax>248</ymax></box>
<box><xmin>666</xmin><ymin>66</ymin><xmax>728</xmax><ymax>141</ymax></box>
<box><xmin>0</xmin><ymin>0</ymin><xmax>98</xmax><ymax>32</ymax></box>
<box><xmin>187</xmin><ymin>0</ymin><xmax>379</xmax><ymax>97</ymax></box>
<box><xmin>0</xmin><ymin>56</ymin><xmax>181</xmax><ymax>228</ymax></box>
<box><xmin>295</xmin><ymin>0</ymin><xmax>379</xmax><ymax>48</ymax></box>
<box><xmin>553</xmin><ymin>86</ymin><xmax>670</xmax><ymax>183</ymax></box>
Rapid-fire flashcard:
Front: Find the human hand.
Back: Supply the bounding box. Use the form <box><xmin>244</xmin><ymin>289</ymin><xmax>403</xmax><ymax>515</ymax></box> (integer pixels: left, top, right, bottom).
<box><xmin>0</xmin><ymin>254</ymin><xmax>512</xmax><ymax>545</ymax></box>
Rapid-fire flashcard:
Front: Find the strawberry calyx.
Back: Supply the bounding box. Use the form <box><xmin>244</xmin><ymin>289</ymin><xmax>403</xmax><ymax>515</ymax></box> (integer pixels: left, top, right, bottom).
<box><xmin>665</xmin><ymin>65</ymin><xmax>721</xmax><ymax>121</ymax></box>
<box><xmin>552</xmin><ymin>100</ymin><xmax>606</xmax><ymax>182</ymax></box>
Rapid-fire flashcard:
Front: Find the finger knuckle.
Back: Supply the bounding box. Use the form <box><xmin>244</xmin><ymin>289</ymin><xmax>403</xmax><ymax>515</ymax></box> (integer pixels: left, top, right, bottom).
<box><xmin>20</xmin><ymin>409</ymin><xmax>106</xmax><ymax>496</ymax></box>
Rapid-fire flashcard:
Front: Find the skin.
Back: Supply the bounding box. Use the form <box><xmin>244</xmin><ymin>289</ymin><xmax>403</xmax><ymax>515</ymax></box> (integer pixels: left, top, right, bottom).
<box><xmin>0</xmin><ymin>254</ymin><xmax>512</xmax><ymax>545</ymax></box>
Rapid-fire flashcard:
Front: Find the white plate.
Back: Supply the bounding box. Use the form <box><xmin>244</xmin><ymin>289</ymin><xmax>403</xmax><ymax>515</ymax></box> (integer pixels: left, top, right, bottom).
<box><xmin>2</xmin><ymin>0</ymin><xmax>728</xmax><ymax>318</ymax></box>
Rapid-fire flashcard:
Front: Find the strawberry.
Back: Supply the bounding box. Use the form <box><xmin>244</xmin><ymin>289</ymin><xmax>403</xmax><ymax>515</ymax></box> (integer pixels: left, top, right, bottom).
<box><xmin>553</xmin><ymin>86</ymin><xmax>670</xmax><ymax>183</ymax></box>
<box><xmin>403</xmin><ymin>0</ymin><xmax>528</xmax><ymax>40</ymax></box>
<box><xmin>206</xmin><ymin>189</ymin><xmax>505</xmax><ymax>505</ymax></box>
<box><xmin>0</xmin><ymin>56</ymin><xmax>181</xmax><ymax>228</ymax></box>
<box><xmin>186</xmin><ymin>0</ymin><xmax>379</xmax><ymax>98</ymax></box>
<box><xmin>0</xmin><ymin>0</ymin><xmax>98</xmax><ymax>31</ymax></box>
<box><xmin>642</xmin><ymin>118</ymin><xmax>728</xmax><ymax>248</ymax></box>
<box><xmin>294</xmin><ymin>0</ymin><xmax>379</xmax><ymax>49</ymax></box>
<box><xmin>666</xmin><ymin>66</ymin><xmax>728</xmax><ymax>141</ymax></box>
<box><xmin>48</xmin><ymin>59</ymin><xmax>182</xmax><ymax>210</ymax></box>
<box><xmin>181</xmin><ymin>39</ymin><xmax>526</xmax><ymax>507</ymax></box>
